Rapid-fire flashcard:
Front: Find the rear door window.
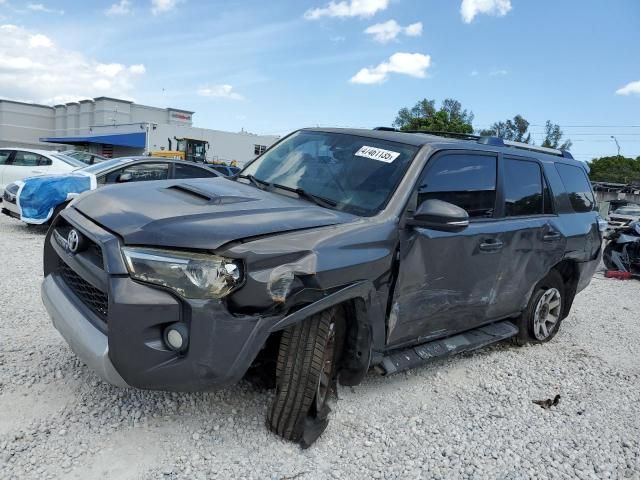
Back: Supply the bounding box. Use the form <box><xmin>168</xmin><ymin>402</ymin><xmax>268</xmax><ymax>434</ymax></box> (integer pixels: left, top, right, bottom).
<box><xmin>555</xmin><ymin>163</ymin><xmax>595</xmax><ymax>212</ymax></box>
<box><xmin>418</xmin><ymin>153</ymin><xmax>497</xmax><ymax>219</ymax></box>
<box><xmin>12</xmin><ymin>151</ymin><xmax>45</xmax><ymax>167</ymax></box>
<box><xmin>503</xmin><ymin>158</ymin><xmax>543</xmax><ymax>216</ymax></box>
<box><xmin>104</xmin><ymin>162</ymin><xmax>170</xmax><ymax>183</ymax></box>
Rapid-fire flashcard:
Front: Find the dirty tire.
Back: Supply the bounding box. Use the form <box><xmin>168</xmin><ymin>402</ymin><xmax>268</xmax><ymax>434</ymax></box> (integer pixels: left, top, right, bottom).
<box><xmin>514</xmin><ymin>270</ymin><xmax>565</xmax><ymax>346</ymax></box>
<box><xmin>267</xmin><ymin>307</ymin><xmax>344</xmax><ymax>447</ymax></box>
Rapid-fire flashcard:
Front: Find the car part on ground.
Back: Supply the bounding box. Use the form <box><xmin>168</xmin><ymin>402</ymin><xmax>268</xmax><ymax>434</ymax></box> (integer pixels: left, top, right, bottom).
<box><xmin>603</xmin><ymin>221</ymin><xmax>640</xmax><ymax>273</ymax></box>
<box><xmin>40</xmin><ymin>128</ymin><xmax>602</xmax><ymax>447</ymax></box>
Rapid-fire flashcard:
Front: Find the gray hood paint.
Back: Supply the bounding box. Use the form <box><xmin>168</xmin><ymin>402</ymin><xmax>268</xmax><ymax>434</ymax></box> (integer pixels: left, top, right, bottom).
<box><xmin>73</xmin><ymin>177</ymin><xmax>357</xmax><ymax>250</ymax></box>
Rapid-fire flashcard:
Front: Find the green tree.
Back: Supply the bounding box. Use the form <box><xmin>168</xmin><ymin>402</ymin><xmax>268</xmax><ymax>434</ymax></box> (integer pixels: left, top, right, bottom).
<box><xmin>588</xmin><ymin>155</ymin><xmax>640</xmax><ymax>184</ymax></box>
<box><xmin>541</xmin><ymin>120</ymin><xmax>572</xmax><ymax>151</ymax></box>
<box><xmin>479</xmin><ymin>115</ymin><xmax>532</xmax><ymax>143</ymax></box>
<box><xmin>393</xmin><ymin>98</ymin><xmax>474</xmax><ymax>134</ymax></box>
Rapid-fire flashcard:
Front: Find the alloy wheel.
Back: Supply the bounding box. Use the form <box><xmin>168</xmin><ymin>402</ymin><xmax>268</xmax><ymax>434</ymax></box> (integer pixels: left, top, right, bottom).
<box><xmin>533</xmin><ymin>288</ymin><xmax>562</xmax><ymax>340</ymax></box>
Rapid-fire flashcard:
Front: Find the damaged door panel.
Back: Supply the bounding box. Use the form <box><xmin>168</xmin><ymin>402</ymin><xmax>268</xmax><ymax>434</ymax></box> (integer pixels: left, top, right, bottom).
<box><xmin>388</xmin><ymin>151</ymin><xmax>503</xmax><ymax>346</ymax></box>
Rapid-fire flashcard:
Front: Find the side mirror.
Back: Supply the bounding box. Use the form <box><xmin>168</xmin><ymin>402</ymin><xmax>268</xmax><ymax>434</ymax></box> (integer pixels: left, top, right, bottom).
<box><xmin>407</xmin><ymin>199</ymin><xmax>469</xmax><ymax>231</ymax></box>
<box><xmin>117</xmin><ymin>173</ymin><xmax>133</xmax><ymax>183</ymax></box>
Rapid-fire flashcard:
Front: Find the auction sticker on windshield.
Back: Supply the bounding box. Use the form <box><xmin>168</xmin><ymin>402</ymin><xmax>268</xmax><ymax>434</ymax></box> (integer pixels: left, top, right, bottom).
<box><xmin>355</xmin><ymin>146</ymin><xmax>400</xmax><ymax>163</ymax></box>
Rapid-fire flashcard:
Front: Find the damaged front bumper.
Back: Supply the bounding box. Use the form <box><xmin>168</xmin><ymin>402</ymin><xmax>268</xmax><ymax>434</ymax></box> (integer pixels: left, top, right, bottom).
<box><xmin>42</xmin><ymin>208</ymin><xmax>280</xmax><ymax>391</ymax></box>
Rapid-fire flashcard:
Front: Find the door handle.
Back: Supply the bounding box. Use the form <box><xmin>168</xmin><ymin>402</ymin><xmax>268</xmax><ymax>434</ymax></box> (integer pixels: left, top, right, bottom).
<box><xmin>479</xmin><ymin>240</ymin><xmax>504</xmax><ymax>252</ymax></box>
<box><xmin>543</xmin><ymin>231</ymin><xmax>562</xmax><ymax>242</ymax></box>
<box><xmin>31</xmin><ymin>170</ymin><xmax>44</xmax><ymax>174</ymax></box>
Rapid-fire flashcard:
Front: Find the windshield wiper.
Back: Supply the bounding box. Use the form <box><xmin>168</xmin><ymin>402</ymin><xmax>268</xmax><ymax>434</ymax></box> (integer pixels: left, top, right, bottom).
<box><xmin>270</xmin><ymin>183</ymin><xmax>338</xmax><ymax>209</ymax></box>
<box><xmin>237</xmin><ymin>174</ymin><xmax>270</xmax><ymax>191</ymax></box>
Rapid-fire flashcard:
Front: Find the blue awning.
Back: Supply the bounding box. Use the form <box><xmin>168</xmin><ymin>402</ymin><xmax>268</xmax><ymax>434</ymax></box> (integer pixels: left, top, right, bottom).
<box><xmin>40</xmin><ymin>132</ymin><xmax>146</xmax><ymax>148</ymax></box>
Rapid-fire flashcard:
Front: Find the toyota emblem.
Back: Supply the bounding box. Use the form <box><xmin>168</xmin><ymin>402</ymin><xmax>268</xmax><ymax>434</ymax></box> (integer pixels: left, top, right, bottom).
<box><xmin>67</xmin><ymin>229</ymin><xmax>81</xmax><ymax>253</ymax></box>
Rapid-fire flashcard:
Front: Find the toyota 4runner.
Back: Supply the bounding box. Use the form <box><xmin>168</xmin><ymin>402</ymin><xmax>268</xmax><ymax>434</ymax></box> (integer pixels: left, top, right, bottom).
<box><xmin>42</xmin><ymin>128</ymin><xmax>602</xmax><ymax>447</ymax></box>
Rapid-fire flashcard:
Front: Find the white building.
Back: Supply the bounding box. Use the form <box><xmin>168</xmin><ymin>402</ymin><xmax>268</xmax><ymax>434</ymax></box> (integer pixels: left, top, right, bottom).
<box><xmin>0</xmin><ymin>97</ymin><xmax>279</xmax><ymax>165</ymax></box>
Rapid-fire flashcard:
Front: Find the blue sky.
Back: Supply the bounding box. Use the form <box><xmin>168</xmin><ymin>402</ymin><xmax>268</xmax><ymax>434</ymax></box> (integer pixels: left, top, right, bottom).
<box><xmin>0</xmin><ymin>0</ymin><xmax>639</xmax><ymax>161</ymax></box>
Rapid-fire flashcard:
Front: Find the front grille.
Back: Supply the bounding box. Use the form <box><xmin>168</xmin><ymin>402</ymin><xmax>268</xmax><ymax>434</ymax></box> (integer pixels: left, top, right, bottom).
<box><xmin>53</xmin><ymin>218</ymin><xmax>104</xmax><ymax>269</ymax></box>
<box><xmin>59</xmin><ymin>263</ymin><xmax>108</xmax><ymax>321</ymax></box>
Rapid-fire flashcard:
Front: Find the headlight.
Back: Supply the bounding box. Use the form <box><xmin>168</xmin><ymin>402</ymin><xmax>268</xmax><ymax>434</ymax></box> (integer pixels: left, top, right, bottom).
<box><xmin>121</xmin><ymin>247</ymin><xmax>241</xmax><ymax>299</ymax></box>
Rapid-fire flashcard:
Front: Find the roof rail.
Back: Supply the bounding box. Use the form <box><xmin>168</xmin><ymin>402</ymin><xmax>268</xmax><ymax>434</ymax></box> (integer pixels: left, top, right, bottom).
<box><xmin>372</xmin><ymin>127</ymin><xmax>575</xmax><ymax>159</ymax></box>
<box><xmin>503</xmin><ymin>140</ymin><xmax>574</xmax><ymax>159</ymax></box>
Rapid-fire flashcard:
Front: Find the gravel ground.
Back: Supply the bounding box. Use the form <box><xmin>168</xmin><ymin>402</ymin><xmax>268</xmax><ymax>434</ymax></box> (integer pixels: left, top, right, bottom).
<box><xmin>0</xmin><ymin>212</ymin><xmax>639</xmax><ymax>480</ymax></box>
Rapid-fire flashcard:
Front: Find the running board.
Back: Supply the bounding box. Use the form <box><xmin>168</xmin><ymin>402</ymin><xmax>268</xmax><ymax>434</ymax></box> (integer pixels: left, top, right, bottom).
<box><xmin>379</xmin><ymin>320</ymin><xmax>518</xmax><ymax>375</ymax></box>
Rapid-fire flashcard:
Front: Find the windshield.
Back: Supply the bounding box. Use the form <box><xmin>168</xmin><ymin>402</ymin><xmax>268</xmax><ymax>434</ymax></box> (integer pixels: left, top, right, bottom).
<box><xmin>240</xmin><ymin>130</ymin><xmax>418</xmax><ymax>216</ymax></box>
<box><xmin>52</xmin><ymin>153</ymin><xmax>86</xmax><ymax>168</ymax></box>
<box><xmin>613</xmin><ymin>206</ymin><xmax>640</xmax><ymax>215</ymax></box>
<box><xmin>81</xmin><ymin>157</ymin><xmax>134</xmax><ymax>174</ymax></box>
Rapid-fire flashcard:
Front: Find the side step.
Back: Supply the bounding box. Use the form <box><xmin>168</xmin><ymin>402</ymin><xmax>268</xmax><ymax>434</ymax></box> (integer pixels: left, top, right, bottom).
<box><xmin>379</xmin><ymin>320</ymin><xmax>518</xmax><ymax>375</ymax></box>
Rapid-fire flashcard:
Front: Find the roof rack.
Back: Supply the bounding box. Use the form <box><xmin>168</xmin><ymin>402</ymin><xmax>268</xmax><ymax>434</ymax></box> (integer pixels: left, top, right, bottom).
<box><xmin>372</xmin><ymin>127</ymin><xmax>574</xmax><ymax>159</ymax></box>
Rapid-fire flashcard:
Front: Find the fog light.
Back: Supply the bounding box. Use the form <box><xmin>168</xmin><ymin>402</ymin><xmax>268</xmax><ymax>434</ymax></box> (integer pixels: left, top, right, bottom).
<box><xmin>163</xmin><ymin>323</ymin><xmax>189</xmax><ymax>352</ymax></box>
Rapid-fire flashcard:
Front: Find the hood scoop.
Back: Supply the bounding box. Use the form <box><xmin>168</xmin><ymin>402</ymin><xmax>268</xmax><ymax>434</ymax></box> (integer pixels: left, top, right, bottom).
<box><xmin>166</xmin><ymin>183</ymin><xmax>254</xmax><ymax>205</ymax></box>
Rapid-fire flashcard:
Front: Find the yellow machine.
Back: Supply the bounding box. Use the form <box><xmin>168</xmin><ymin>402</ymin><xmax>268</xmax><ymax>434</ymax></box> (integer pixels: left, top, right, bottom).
<box><xmin>150</xmin><ymin>137</ymin><xmax>209</xmax><ymax>162</ymax></box>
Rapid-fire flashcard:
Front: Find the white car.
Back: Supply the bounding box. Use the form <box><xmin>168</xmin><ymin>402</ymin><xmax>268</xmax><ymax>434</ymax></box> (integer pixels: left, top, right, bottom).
<box><xmin>0</xmin><ymin>148</ymin><xmax>85</xmax><ymax>197</ymax></box>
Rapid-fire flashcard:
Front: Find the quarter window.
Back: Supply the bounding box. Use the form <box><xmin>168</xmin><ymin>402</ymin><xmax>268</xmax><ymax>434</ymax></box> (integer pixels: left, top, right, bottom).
<box><xmin>174</xmin><ymin>163</ymin><xmax>216</xmax><ymax>179</ymax></box>
<box><xmin>417</xmin><ymin>153</ymin><xmax>497</xmax><ymax>218</ymax></box>
<box><xmin>555</xmin><ymin>163</ymin><xmax>595</xmax><ymax>212</ymax></box>
<box><xmin>503</xmin><ymin>158</ymin><xmax>543</xmax><ymax>216</ymax></box>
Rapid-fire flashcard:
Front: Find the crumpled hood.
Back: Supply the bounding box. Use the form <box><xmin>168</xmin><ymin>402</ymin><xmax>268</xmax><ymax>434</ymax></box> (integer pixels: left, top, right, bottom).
<box><xmin>73</xmin><ymin>177</ymin><xmax>356</xmax><ymax>249</ymax></box>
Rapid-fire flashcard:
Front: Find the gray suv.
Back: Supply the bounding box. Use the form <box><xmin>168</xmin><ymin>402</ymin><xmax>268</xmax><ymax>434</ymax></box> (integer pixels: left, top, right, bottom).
<box><xmin>41</xmin><ymin>128</ymin><xmax>601</xmax><ymax>447</ymax></box>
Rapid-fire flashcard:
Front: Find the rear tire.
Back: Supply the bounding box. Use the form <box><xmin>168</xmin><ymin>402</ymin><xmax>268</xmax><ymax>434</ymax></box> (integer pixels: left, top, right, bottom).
<box><xmin>267</xmin><ymin>307</ymin><xmax>344</xmax><ymax>447</ymax></box>
<box><xmin>514</xmin><ymin>270</ymin><xmax>565</xmax><ymax>346</ymax></box>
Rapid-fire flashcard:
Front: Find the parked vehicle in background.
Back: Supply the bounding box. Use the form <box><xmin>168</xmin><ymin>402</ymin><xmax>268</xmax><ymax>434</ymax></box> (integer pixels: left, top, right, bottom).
<box><xmin>62</xmin><ymin>150</ymin><xmax>109</xmax><ymax>165</ymax></box>
<box><xmin>0</xmin><ymin>148</ymin><xmax>85</xmax><ymax>197</ymax></box>
<box><xmin>2</xmin><ymin>157</ymin><xmax>220</xmax><ymax>224</ymax></box>
<box><xmin>41</xmin><ymin>128</ymin><xmax>601</xmax><ymax>447</ymax></box>
<box><xmin>607</xmin><ymin>204</ymin><xmax>640</xmax><ymax>231</ymax></box>
<box><xmin>210</xmin><ymin>164</ymin><xmax>240</xmax><ymax>177</ymax></box>
<box><xmin>603</xmin><ymin>220</ymin><xmax>640</xmax><ymax>273</ymax></box>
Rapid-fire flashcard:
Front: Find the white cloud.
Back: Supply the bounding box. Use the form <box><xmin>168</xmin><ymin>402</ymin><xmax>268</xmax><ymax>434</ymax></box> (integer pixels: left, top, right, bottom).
<box><xmin>470</xmin><ymin>70</ymin><xmax>479</xmax><ymax>76</ymax></box>
<box><xmin>616</xmin><ymin>80</ymin><xmax>640</xmax><ymax>96</ymax></box>
<box><xmin>27</xmin><ymin>3</ymin><xmax>64</xmax><ymax>14</ymax></box>
<box><xmin>28</xmin><ymin>33</ymin><xmax>53</xmax><ymax>48</ymax></box>
<box><xmin>106</xmin><ymin>0</ymin><xmax>132</xmax><ymax>16</ymax></box>
<box><xmin>0</xmin><ymin>24</ymin><xmax>145</xmax><ymax>104</ymax></box>
<box><xmin>350</xmin><ymin>52</ymin><xmax>431</xmax><ymax>85</ymax></box>
<box><xmin>460</xmin><ymin>0</ymin><xmax>511</xmax><ymax>23</ymax></box>
<box><xmin>197</xmin><ymin>84</ymin><xmax>244</xmax><ymax>100</ymax></box>
<box><xmin>364</xmin><ymin>20</ymin><xmax>422</xmax><ymax>43</ymax></box>
<box><xmin>151</xmin><ymin>0</ymin><xmax>179</xmax><ymax>15</ymax></box>
<box><xmin>129</xmin><ymin>64</ymin><xmax>146</xmax><ymax>74</ymax></box>
<box><xmin>305</xmin><ymin>0</ymin><xmax>389</xmax><ymax>20</ymax></box>
<box><xmin>489</xmin><ymin>68</ymin><xmax>508</xmax><ymax>76</ymax></box>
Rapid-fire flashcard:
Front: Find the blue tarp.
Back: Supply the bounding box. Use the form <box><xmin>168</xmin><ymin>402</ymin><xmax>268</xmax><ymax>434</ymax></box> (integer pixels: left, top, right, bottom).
<box><xmin>18</xmin><ymin>173</ymin><xmax>94</xmax><ymax>224</ymax></box>
<box><xmin>40</xmin><ymin>132</ymin><xmax>146</xmax><ymax>148</ymax></box>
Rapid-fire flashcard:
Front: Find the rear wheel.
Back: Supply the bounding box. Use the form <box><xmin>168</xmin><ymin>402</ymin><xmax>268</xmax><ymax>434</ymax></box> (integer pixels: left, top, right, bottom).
<box><xmin>267</xmin><ymin>307</ymin><xmax>344</xmax><ymax>448</ymax></box>
<box><xmin>514</xmin><ymin>270</ymin><xmax>565</xmax><ymax>345</ymax></box>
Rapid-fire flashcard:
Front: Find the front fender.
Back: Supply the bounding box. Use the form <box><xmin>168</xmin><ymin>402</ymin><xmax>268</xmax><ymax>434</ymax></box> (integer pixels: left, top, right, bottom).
<box><xmin>270</xmin><ymin>280</ymin><xmax>386</xmax><ymax>386</ymax></box>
